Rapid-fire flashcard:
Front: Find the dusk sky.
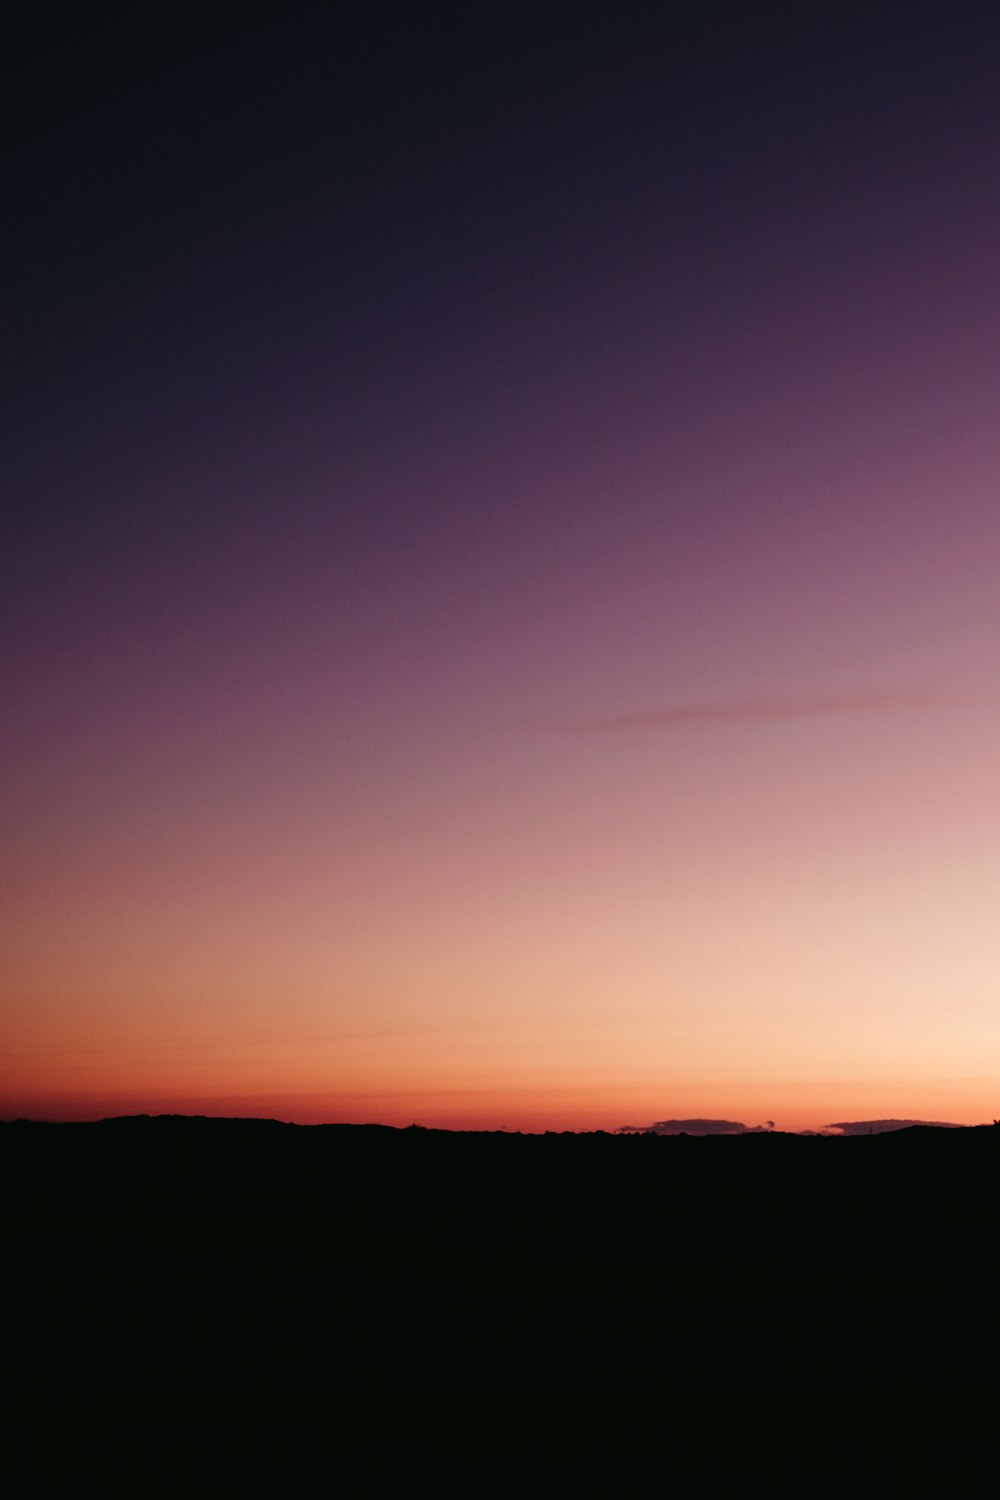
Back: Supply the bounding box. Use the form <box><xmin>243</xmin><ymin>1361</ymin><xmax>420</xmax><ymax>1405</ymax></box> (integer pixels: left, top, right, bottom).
<box><xmin>6</xmin><ymin>2</ymin><xmax>1000</xmax><ymax>1131</ymax></box>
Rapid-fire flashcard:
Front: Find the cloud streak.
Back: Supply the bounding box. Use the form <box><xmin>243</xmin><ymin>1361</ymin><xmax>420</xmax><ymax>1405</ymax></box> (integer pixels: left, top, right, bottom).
<box><xmin>825</xmin><ymin>1119</ymin><xmax>963</xmax><ymax>1135</ymax></box>
<box><xmin>576</xmin><ymin>689</ymin><xmax>955</xmax><ymax>734</ymax></box>
<box><xmin>617</xmin><ymin>1118</ymin><xmax>749</xmax><ymax>1135</ymax></box>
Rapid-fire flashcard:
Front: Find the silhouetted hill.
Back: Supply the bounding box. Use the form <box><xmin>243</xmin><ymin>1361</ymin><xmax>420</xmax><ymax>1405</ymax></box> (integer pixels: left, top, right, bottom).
<box><xmin>824</xmin><ymin>1117</ymin><xmax>965</xmax><ymax>1133</ymax></box>
<box><xmin>4</xmin><ymin>1117</ymin><xmax>1000</xmax><ymax>1492</ymax></box>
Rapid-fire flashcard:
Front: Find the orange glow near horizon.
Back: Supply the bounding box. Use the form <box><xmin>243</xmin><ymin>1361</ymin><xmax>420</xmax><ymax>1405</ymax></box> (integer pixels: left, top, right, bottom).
<box><xmin>6</xmin><ymin>683</ymin><xmax>1000</xmax><ymax>1133</ymax></box>
<box><xmin>6</xmin><ymin>689</ymin><xmax>1000</xmax><ymax>1137</ymax></box>
<box><xmin>4</xmin><ymin>1078</ymin><xmax>998</xmax><ymax>1134</ymax></box>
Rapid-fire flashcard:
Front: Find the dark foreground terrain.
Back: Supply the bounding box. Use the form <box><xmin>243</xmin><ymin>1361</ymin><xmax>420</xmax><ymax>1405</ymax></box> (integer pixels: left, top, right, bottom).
<box><xmin>4</xmin><ymin>1118</ymin><xmax>1000</xmax><ymax>1494</ymax></box>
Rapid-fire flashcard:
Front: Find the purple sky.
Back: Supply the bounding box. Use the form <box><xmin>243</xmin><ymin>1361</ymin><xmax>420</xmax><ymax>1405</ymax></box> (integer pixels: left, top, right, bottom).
<box><xmin>5</xmin><ymin>3</ymin><xmax>1000</xmax><ymax>1129</ymax></box>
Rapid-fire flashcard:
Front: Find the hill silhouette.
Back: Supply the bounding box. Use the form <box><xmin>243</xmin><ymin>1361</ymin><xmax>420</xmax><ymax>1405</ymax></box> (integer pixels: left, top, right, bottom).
<box><xmin>5</xmin><ymin>1116</ymin><xmax>1000</xmax><ymax>1491</ymax></box>
<box><xmin>825</xmin><ymin>1117</ymin><xmax>963</xmax><ymax>1134</ymax></box>
<box><xmin>617</xmin><ymin>1116</ymin><xmax>750</xmax><ymax>1133</ymax></box>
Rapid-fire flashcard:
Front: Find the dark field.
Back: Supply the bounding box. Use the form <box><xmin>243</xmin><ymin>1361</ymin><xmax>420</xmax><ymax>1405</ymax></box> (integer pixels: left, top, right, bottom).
<box><xmin>4</xmin><ymin>1118</ymin><xmax>999</xmax><ymax>1493</ymax></box>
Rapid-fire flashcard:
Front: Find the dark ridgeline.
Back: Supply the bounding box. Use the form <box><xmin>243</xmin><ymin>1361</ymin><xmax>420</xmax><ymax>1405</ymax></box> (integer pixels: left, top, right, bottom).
<box><xmin>4</xmin><ymin>1118</ymin><xmax>1000</xmax><ymax>1491</ymax></box>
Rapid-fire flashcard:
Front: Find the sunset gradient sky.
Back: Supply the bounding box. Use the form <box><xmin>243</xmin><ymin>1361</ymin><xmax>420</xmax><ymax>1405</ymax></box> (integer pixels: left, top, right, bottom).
<box><xmin>5</xmin><ymin>3</ymin><xmax>1000</xmax><ymax>1130</ymax></box>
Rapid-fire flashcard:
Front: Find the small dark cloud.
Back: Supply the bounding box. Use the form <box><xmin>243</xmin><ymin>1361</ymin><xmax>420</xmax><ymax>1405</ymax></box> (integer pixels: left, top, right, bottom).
<box><xmin>825</xmin><ymin>1119</ymin><xmax>963</xmax><ymax>1135</ymax></box>
<box><xmin>618</xmin><ymin>1118</ymin><xmax>748</xmax><ymax>1135</ymax></box>
<box><xmin>577</xmin><ymin>689</ymin><xmax>954</xmax><ymax>734</ymax></box>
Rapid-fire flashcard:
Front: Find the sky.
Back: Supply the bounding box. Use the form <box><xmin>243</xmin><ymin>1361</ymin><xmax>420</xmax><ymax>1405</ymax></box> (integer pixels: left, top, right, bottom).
<box><xmin>4</xmin><ymin>1</ymin><xmax>1000</xmax><ymax>1131</ymax></box>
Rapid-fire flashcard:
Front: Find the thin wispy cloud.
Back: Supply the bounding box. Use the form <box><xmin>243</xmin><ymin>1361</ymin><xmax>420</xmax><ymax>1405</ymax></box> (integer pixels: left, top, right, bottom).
<box><xmin>617</xmin><ymin>1118</ymin><xmax>749</xmax><ymax>1135</ymax></box>
<box><xmin>825</xmin><ymin>1119</ymin><xmax>963</xmax><ymax>1135</ymax></box>
<box><xmin>576</xmin><ymin>689</ymin><xmax>956</xmax><ymax>734</ymax></box>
